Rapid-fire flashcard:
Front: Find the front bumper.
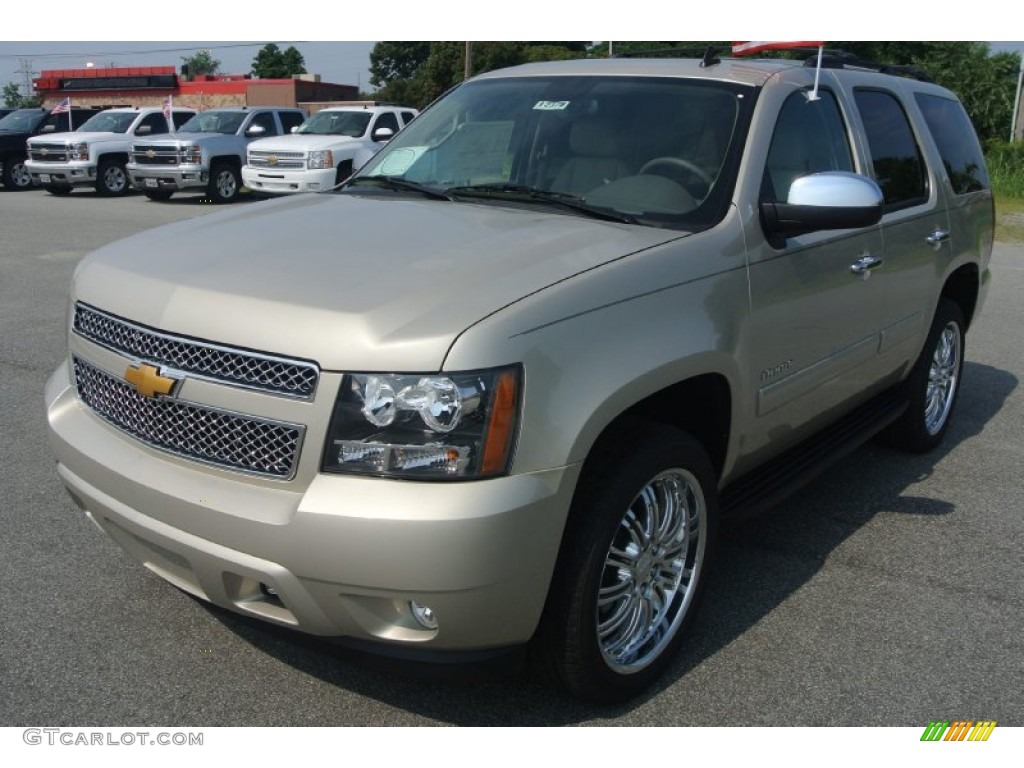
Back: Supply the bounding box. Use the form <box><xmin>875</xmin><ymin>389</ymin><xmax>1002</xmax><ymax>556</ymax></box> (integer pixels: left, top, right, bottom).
<box><xmin>26</xmin><ymin>159</ymin><xmax>96</xmax><ymax>187</ymax></box>
<box><xmin>126</xmin><ymin>162</ymin><xmax>207</xmax><ymax>192</ymax></box>
<box><xmin>242</xmin><ymin>166</ymin><xmax>335</xmax><ymax>195</ymax></box>
<box><xmin>45</xmin><ymin>362</ymin><xmax>577</xmax><ymax>651</ymax></box>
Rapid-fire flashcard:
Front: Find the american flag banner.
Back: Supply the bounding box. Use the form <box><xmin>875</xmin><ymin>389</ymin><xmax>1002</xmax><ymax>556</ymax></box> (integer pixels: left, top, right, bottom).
<box><xmin>51</xmin><ymin>97</ymin><xmax>71</xmax><ymax>114</ymax></box>
<box><xmin>731</xmin><ymin>41</ymin><xmax>824</xmax><ymax>56</ymax></box>
<box><xmin>163</xmin><ymin>95</ymin><xmax>174</xmax><ymax>132</ymax></box>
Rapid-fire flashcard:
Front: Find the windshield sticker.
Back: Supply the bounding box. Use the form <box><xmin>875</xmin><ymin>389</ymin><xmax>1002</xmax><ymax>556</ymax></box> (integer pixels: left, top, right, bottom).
<box><xmin>533</xmin><ymin>100</ymin><xmax>570</xmax><ymax>111</ymax></box>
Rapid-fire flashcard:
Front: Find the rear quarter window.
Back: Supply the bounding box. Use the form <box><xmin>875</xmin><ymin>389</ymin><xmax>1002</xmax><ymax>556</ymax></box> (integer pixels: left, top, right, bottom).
<box><xmin>914</xmin><ymin>93</ymin><xmax>989</xmax><ymax>195</ymax></box>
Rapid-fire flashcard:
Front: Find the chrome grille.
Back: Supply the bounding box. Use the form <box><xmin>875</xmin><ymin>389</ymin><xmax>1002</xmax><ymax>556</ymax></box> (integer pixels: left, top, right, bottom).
<box><xmin>131</xmin><ymin>144</ymin><xmax>180</xmax><ymax>165</ymax></box>
<box><xmin>30</xmin><ymin>144</ymin><xmax>70</xmax><ymax>162</ymax></box>
<box><xmin>248</xmin><ymin>150</ymin><xmax>305</xmax><ymax>170</ymax></box>
<box><xmin>73</xmin><ymin>356</ymin><xmax>304</xmax><ymax>479</ymax></box>
<box><xmin>73</xmin><ymin>303</ymin><xmax>319</xmax><ymax>399</ymax></box>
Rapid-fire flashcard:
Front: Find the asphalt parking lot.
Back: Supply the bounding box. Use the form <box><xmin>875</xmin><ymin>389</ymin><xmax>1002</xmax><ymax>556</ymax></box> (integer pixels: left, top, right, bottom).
<box><xmin>1</xmin><ymin>187</ymin><xmax>1022</xmax><ymax>726</ymax></box>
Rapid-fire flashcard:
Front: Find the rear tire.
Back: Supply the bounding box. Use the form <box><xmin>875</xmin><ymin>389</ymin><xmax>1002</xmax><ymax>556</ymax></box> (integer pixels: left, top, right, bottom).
<box><xmin>883</xmin><ymin>298</ymin><xmax>966</xmax><ymax>453</ymax></box>
<box><xmin>536</xmin><ymin>422</ymin><xmax>717</xmax><ymax>703</ymax></box>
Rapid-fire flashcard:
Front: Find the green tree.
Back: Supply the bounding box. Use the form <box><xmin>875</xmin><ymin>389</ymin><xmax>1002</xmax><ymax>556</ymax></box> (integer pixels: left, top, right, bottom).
<box><xmin>251</xmin><ymin>44</ymin><xmax>307</xmax><ymax>79</ymax></box>
<box><xmin>3</xmin><ymin>81</ymin><xmax>42</xmax><ymax>108</ymax></box>
<box><xmin>180</xmin><ymin>49</ymin><xmax>221</xmax><ymax>77</ymax></box>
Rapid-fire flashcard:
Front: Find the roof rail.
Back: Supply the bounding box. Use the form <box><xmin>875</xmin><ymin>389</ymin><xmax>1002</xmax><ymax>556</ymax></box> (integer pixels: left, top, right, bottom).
<box><xmin>801</xmin><ymin>49</ymin><xmax>934</xmax><ymax>82</ymax></box>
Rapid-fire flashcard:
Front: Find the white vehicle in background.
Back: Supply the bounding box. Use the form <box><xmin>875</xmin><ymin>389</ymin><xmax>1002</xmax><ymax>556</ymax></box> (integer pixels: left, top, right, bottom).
<box><xmin>25</xmin><ymin>107</ymin><xmax>195</xmax><ymax>196</ymax></box>
<box><xmin>242</xmin><ymin>105</ymin><xmax>417</xmax><ymax>196</ymax></box>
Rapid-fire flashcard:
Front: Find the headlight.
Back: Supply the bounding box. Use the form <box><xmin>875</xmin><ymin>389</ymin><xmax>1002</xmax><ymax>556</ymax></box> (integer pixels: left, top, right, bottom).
<box><xmin>307</xmin><ymin>150</ymin><xmax>334</xmax><ymax>170</ymax></box>
<box><xmin>70</xmin><ymin>143</ymin><xmax>89</xmax><ymax>161</ymax></box>
<box><xmin>321</xmin><ymin>366</ymin><xmax>520</xmax><ymax>480</ymax></box>
<box><xmin>180</xmin><ymin>146</ymin><xmax>201</xmax><ymax>164</ymax></box>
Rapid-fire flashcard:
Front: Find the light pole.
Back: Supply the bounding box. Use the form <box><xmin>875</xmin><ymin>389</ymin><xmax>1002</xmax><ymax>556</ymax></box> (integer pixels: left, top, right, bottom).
<box><xmin>1012</xmin><ymin>51</ymin><xmax>1023</xmax><ymax>143</ymax></box>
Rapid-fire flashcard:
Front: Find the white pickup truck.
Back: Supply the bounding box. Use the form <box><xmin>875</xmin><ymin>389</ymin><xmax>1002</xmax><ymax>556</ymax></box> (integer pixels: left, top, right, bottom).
<box><xmin>242</xmin><ymin>105</ymin><xmax>417</xmax><ymax>195</ymax></box>
<box><xmin>25</xmin><ymin>107</ymin><xmax>194</xmax><ymax>196</ymax></box>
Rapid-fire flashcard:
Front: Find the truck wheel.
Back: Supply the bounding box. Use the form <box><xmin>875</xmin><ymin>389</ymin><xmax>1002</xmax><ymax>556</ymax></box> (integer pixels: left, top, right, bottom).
<box><xmin>208</xmin><ymin>163</ymin><xmax>240</xmax><ymax>203</ymax></box>
<box><xmin>335</xmin><ymin>160</ymin><xmax>354</xmax><ymax>186</ymax></box>
<box><xmin>883</xmin><ymin>298</ymin><xmax>966</xmax><ymax>453</ymax></box>
<box><xmin>537</xmin><ymin>423</ymin><xmax>717</xmax><ymax>703</ymax></box>
<box><xmin>2</xmin><ymin>154</ymin><xmax>32</xmax><ymax>190</ymax></box>
<box><xmin>45</xmin><ymin>184</ymin><xmax>73</xmax><ymax>196</ymax></box>
<box><xmin>96</xmin><ymin>158</ymin><xmax>130</xmax><ymax>196</ymax></box>
<box><xmin>143</xmin><ymin>189</ymin><xmax>174</xmax><ymax>201</ymax></box>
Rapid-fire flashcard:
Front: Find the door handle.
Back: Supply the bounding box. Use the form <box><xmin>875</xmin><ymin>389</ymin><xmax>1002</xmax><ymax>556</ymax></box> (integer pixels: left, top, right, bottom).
<box><xmin>850</xmin><ymin>255</ymin><xmax>883</xmax><ymax>275</ymax></box>
<box><xmin>926</xmin><ymin>229</ymin><xmax>950</xmax><ymax>247</ymax></box>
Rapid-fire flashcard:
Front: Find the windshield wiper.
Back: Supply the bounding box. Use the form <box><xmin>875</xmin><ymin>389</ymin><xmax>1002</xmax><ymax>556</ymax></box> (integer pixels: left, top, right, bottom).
<box><xmin>445</xmin><ymin>183</ymin><xmax>635</xmax><ymax>224</ymax></box>
<box><xmin>344</xmin><ymin>175</ymin><xmax>453</xmax><ymax>201</ymax></box>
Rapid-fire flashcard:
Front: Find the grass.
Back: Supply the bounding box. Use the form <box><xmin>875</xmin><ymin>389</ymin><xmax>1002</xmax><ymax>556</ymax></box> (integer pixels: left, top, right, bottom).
<box><xmin>994</xmin><ymin>194</ymin><xmax>1024</xmax><ymax>244</ymax></box>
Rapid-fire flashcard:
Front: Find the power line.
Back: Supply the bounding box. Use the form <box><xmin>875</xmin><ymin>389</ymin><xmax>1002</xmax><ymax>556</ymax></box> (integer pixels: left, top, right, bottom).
<box><xmin>0</xmin><ymin>42</ymin><xmax>309</xmax><ymax>61</ymax></box>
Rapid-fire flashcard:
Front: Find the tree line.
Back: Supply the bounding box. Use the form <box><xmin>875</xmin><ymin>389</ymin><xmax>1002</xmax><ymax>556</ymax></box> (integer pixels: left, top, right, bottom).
<box><xmin>368</xmin><ymin>41</ymin><xmax>1022</xmax><ymax>144</ymax></box>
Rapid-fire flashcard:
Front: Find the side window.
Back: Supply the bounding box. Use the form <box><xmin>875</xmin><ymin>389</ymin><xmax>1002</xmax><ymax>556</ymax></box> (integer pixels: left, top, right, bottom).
<box><xmin>279</xmin><ymin>111</ymin><xmax>305</xmax><ymax>134</ymax></box>
<box><xmin>247</xmin><ymin>112</ymin><xmax>279</xmax><ymax>136</ymax></box>
<box><xmin>762</xmin><ymin>90</ymin><xmax>853</xmax><ymax>203</ymax></box>
<box><xmin>853</xmin><ymin>89</ymin><xmax>927</xmax><ymax>209</ymax></box>
<box><xmin>372</xmin><ymin>112</ymin><xmax>400</xmax><ymax>140</ymax></box>
<box><xmin>136</xmin><ymin>112</ymin><xmax>168</xmax><ymax>135</ymax></box>
<box><xmin>401</xmin><ymin>111</ymin><xmax>416</xmax><ymax>125</ymax></box>
<box><xmin>172</xmin><ymin>111</ymin><xmax>193</xmax><ymax>130</ymax></box>
<box><xmin>914</xmin><ymin>93</ymin><xmax>989</xmax><ymax>195</ymax></box>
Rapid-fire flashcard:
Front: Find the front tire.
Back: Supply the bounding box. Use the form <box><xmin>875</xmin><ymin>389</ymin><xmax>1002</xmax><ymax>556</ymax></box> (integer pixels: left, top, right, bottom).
<box><xmin>208</xmin><ymin>162</ymin><xmax>241</xmax><ymax>203</ymax></box>
<box><xmin>538</xmin><ymin>423</ymin><xmax>717</xmax><ymax>703</ymax></box>
<box><xmin>45</xmin><ymin>184</ymin><xmax>73</xmax><ymax>196</ymax></box>
<box><xmin>884</xmin><ymin>298</ymin><xmax>966</xmax><ymax>452</ymax></box>
<box><xmin>96</xmin><ymin>157</ymin><xmax>130</xmax><ymax>196</ymax></box>
<box><xmin>2</xmin><ymin>154</ymin><xmax>32</xmax><ymax>190</ymax></box>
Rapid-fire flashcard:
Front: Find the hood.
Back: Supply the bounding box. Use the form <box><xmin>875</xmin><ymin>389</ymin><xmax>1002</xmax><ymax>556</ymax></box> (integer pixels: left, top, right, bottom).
<box><xmin>29</xmin><ymin>130</ymin><xmax>123</xmax><ymax>146</ymax></box>
<box><xmin>73</xmin><ymin>193</ymin><xmax>683</xmax><ymax>372</ymax></box>
<box><xmin>248</xmin><ymin>134</ymin><xmax>359</xmax><ymax>152</ymax></box>
<box><xmin>131</xmin><ymin>132</ymin><xmax>226</xmax><ymax>146</ymax></box>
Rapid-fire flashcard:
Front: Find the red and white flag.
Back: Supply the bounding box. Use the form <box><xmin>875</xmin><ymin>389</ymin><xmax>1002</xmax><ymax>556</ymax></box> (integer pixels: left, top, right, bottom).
<box><xmin>732</xmin><ymin>41</ymin><xmax>824</xmax><ymax>56</ymax></box>
<box><xmin>51</xmin><ymin>97</ymin><xmax>71</xmax><ymax>114</ymax></box>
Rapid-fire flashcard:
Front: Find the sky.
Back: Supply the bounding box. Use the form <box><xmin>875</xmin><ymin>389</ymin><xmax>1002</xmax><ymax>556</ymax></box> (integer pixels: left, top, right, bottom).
<box><xmin>2</xmin><ymin>3</ymin><xmax>1022</xmax><ymax>103</ymax></box>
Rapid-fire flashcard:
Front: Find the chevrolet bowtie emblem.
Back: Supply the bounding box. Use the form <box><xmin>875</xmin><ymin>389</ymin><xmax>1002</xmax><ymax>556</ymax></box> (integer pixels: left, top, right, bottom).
<box><xmin>146</xmin><ymin>149</ymin><xmax>156</xmax><ymax>158</ymax></box>
<box><xmin>268</xmin><ymin>155</ymin><xmax>278</xmax><ymax>165</ymax></box>
<box><xmin>124</xmin><ymin>363</ymin><xmax>178</xmax><ymax>399</ymax></box>
<box><xmin>40</xmin><ymin>147</ymin><xmax>49</xmax><ymax>156</ymax></box>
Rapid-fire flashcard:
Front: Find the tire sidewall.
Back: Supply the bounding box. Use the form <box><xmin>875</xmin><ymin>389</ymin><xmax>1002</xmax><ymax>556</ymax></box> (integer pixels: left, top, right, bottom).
<box><xmin>97</xmin><ymin>159</ymin><xmax>129</xmax><ymax>196</ymax></box>
<box><xmin>209</xmin><ymin>163</ymin><xmax>240</xmax><ymax>203</ymax></box>
<box><xmin>540</xmin><ymin>424</ymin><xmax>718</xmax><ymax>703</ymax></box>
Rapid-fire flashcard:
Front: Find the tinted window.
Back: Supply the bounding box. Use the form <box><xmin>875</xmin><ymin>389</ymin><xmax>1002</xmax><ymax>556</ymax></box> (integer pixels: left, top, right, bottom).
<box><xmin>401</xmin><ymin>111</ymin><xmax>416</xmax><ymax>125</ymax></box>
<box><xmin>172</xmin><ymin>111</ymin><xmax>193</xmax><ymax>130</ymax></box>
<box><xmin>762</xmin><ymin>90</ymin><xmax>853</xmax><ymax>203</ymax></box>
<box><xmin>136</xmin><ymin>112</ymin><xmax>169</xmax><ymax>135</ymax></box>
<box><xmin>247</xmin><ymin>112</ymin><xmax>279</xmax><ymax>136</ymax></box>
<box><xmin>279</xmin><ymin>111</ymin><xmax>305</xmax><ymax>133</ymax></box>
<box><xmin>854</xmin><ymin>89</ymin><xmax>927</xmax><ymax>209</ymax></box>
<box><xmin>914</xmin><ymin>93</ymin><xmax>989</xmax><ymax>194</ymax></box>
<box><xmin>0</xmin><ymin>109</ymin><xmax>49</xmax><ymax>132</ymax></box>
<box><xmin>372</xmin><ymin>112</ymin><xmax>400</xmax><ymax>138</ymax></box>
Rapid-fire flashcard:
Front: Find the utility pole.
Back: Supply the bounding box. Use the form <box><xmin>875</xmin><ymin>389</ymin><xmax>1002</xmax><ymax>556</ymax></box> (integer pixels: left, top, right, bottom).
<box><xmin>1012</xmin><ymin>51</ymin><xmax>1023</xmax><ymax>143</ymax></box>
<box><xmin>464</xmin><ymin>42</ymin><xmax>473</xmax><ymax>81</ymax></box>
<box><xmin>15</xmin><ymin>58</ymin><xmax>37</xmax><ymax>100</ymax></box>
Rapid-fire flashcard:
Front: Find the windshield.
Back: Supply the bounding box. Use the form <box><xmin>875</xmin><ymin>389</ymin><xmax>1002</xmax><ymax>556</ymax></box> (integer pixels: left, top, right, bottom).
<box><xmin>354</xmin><ymin>75</ymin><xmax>752</xmax><ymax>230</ymax></box>
<box><xmin>177</xmin><ymin>111</ymin><xmax>246</xmax><ymax>135</ymax></box>
<box><xmin>297</xmin><ymin>111</ymin><xmax>372</xmax><ymax>137</ymax></box>
<box><xmin>77</xmin><ymin>111</ymin><xmax>138</xmax><ymax>133</ymax></box>
<box><xmin>0</xmin><ymin>109</ymin><xmax>48</xmax><ymax>132</ymax></box>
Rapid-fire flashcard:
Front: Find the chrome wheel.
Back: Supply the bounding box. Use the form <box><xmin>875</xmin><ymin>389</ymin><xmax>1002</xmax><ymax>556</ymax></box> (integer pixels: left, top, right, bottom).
<box><xmin>215</xmin><ymin>169</ymin><xmax>238</xmax><ymax>199</ymax></box>
<box><xmin>102</xmin><ymin>163</ymin><xmax>127</xmax><ymax>194</ymax></box>
<box><xmin>9</xmin><ymin>160</ymin><xmax>31</xmax><ymax>189</ymax></box>
<box><xmin>597</xmin><ymin>467</ymin><xmax>706</xmax><ymax>673</ymax></box>
<box><xmin>924</xmin><ymin>321</ymin><xmax>961</xmax><ymax>436</ymax></box>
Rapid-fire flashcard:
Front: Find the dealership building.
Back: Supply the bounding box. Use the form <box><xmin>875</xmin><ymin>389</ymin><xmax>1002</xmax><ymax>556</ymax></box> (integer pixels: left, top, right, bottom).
<box><xmin>31</xmin><ymin>65</ymin><xmax>359</xmax><ymax>113</ymax></box>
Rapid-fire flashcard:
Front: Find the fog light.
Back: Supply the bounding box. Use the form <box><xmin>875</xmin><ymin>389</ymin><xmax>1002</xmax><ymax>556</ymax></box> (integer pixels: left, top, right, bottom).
<box><xmin>409</xmin><ymin>600</ymin><xmax>438</xmax><ymax>630</ymax></box>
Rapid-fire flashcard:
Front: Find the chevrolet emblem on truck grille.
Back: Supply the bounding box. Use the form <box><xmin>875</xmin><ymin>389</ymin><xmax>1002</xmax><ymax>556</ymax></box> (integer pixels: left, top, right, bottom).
<box><xmin>268</xmin><ymin>155</ymin><xmax>279</xmax><ymax>166</ymax></box>
<box><xmin>124</xmin><ymin>363</ymin><xmax>179</xmax><ymax>399</ymax></box>
<box><xmin>146</xmin><ymin>149</ymin><xmax>156</xmax><ymax>158</ymax></box>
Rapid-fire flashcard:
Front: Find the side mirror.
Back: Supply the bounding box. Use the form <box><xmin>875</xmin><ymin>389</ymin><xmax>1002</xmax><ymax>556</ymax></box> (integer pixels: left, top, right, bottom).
<box><xmin>372</xmin><ymin>127</ymin><xmax>395</xmax><ymax>143</ymax></box>
<box><xmin>41</xmin><ymin>124</ymin><xmax>56</xmax><ymax>133</ymax></box>
<box><xmin>290</xmin><ymin>126</ymin><xmax>299</xmax><ymax>133</ymax></box>
<box><xmin>135</xmin><ymin>125</ymin><xmax>152</xmax><ymax>136</ymax></box>
<box><xmin>246</xmin><ymin>124</ymin><xmax>266</xmax><ymax>137</ymax></box>
<box><xmin>761</xmin><ymin>172</ymin><xmax>883</xmax><ymax>238</ymax></box>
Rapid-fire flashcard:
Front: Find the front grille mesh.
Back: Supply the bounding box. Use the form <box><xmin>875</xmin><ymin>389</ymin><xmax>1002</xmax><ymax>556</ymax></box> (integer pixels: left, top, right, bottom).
<box><xmin>30</xmin><ymin>144</ymin><xmax>70</xmax><ymax>162</ymax></box>
<box><xmin>73</xmin><ymin>356</ymin><xmax>303</xmax><ymax>478</ymax></box>
<box><xmin>248</xmin><ymin>150</ymin><xmax>305</xmax><ymax>170</ymax></box>
<box><xmin>73</xmin><ymin>303</ymin><xmax>319</xmax><ymax>399</ymax></box>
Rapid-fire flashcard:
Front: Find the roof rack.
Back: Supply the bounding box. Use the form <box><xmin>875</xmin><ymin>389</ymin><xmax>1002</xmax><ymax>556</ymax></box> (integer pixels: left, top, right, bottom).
<box><xmin>616</xmin><ymin>45</ymin><xmax>724</xmax><ymax>67</ymax></box>
<box><xmin>799</xmin><ymin>49</ymin><xmax>934</xmax><ymax>82</ymax></box>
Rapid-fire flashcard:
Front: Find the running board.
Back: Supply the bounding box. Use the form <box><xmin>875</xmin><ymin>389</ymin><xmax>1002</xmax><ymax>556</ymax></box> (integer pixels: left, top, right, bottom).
<box><xmin>721</xmin><ymin>387</ymin><xmax>908</xmax><ymax>521</ymax></box>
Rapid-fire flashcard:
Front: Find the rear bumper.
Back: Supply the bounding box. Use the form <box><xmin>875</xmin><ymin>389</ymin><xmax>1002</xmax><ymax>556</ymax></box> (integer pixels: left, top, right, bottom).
<box><xmin>46</xmin><ymin>363</ymin><xmax>578</xmax><ymax>651</ymax></box>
